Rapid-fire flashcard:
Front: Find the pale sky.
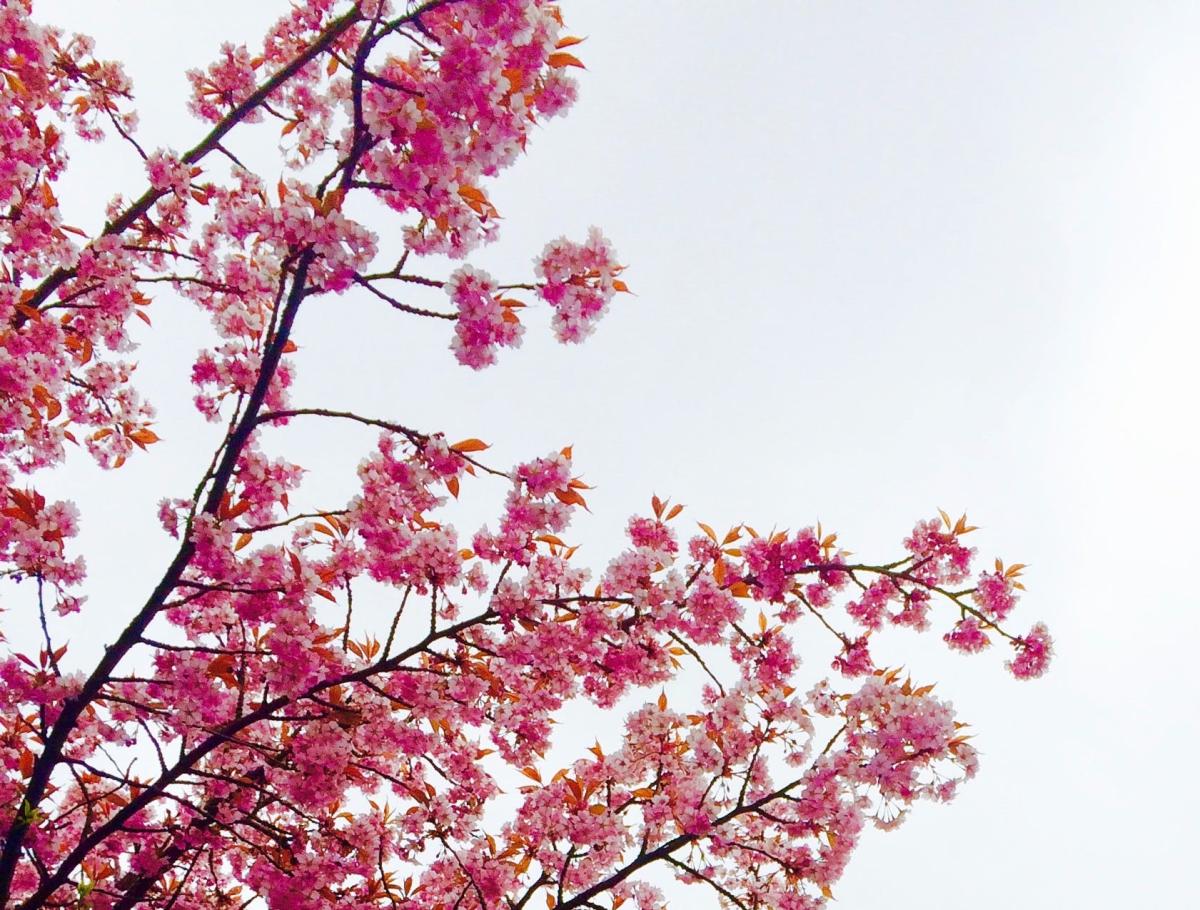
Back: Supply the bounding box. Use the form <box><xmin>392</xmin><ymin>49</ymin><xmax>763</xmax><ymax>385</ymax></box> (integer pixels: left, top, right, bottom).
<box><xmin>22</xmin><ymin>1</ymin><xmax>1200</xmax><ymax>907</ymax></box>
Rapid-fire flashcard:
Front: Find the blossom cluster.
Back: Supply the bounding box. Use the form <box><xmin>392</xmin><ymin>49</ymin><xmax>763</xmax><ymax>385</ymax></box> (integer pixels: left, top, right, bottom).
<box><xmin>447</xmin><ymin>266</ymin><xmax>523</xmax><ymax>369</ymax></box>
<box><xmin>536</xmin><ymin>227</ymin><xmax>624</xmax><ymax>343</ymax></box>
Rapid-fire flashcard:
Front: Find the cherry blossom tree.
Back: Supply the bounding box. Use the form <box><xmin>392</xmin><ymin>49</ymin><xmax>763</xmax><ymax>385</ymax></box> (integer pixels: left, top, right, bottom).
<box><xmin>0</xmin><ymin>2</ymin><xmax>1053</xmax><ymax>909</ymax></box>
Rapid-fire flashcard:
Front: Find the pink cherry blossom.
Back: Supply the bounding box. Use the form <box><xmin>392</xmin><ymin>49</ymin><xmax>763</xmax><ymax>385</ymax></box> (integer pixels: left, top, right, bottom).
<box><xmin>1008</xmin><ymin>622</ymin><xmax>1054</xmax><ymax>680</ymax></box>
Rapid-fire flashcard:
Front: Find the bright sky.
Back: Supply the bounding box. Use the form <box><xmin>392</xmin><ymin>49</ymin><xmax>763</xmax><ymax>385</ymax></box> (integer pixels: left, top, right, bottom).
<box><xmin>24</xmin><ymin>1</ymin><xmax>1200</xmax><ymax>907</ymax></box>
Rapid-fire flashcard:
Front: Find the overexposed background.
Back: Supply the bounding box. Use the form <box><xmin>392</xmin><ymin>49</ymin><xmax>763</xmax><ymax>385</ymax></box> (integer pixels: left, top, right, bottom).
<box><xmin>22</xmin><ymin>1</ymin><xmax>1200</xmax><ymax>906</ymax></box>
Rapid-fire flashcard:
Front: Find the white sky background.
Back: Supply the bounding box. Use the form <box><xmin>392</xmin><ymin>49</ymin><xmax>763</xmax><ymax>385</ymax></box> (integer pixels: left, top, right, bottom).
<box><xmin>19</xmin><ymin>1</ymin><xmax>1200</xmax><ymax>907</ymax></box>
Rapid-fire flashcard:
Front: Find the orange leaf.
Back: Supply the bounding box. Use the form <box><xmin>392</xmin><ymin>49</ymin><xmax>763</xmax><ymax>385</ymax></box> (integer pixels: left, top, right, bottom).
<box><xmin>555</xmin><ymin>35</ymin><xmax>586</xmax><ymax>49</ymax></box>
<box><xmin>547</xmin><ymin>52</ymin><xmax>585</xmax><ymax>69</ymax></box>
<box><xmin>235</xmin><ymin>533</ymin><xmax>253</xmax><ymax>552</ymax></box>
<box><xmin>206</xmin><ymin>654</ymin><xmax>238</xmax><ymax>688</ymax></box>
<box><xmin>554</xmin><ymin>488</ymin><xmax>588</xmax><ymax>509</ymax></box>
<box><xmin>447</xmin><ymin>476</ymin><xmax>460</xmax><ymax>499</ymax></box>
<box><xmin>588</xmin><ymin>804</ymin><xmax>606</xmax><ymax>815</ymax></box>
<box><xmin>224</xmin><ymin>499</ymin><xmax>251</xmax><ymax>521</ymax></box>
<box><xmin>450</xmin><ymin>438</ymin><xmax>489</xmax><ymax>453</ymax></box>
<box><xmin>458</xmin><ymin>185</ymin><xmax>487</xmax><ymax>205</ymax></box>
<box><xmin>502</xmin><ymin>67</ymin><xmax>525</xmax><ymax>92</ymax></box>
<box><xmin>713</xmin><ymin>560</ymin><xmax>727</xmax><ymax>586</ymax></box>
<box><xmin>128</xmin><ymin>427</ymin><xmax>160</xmax><ymax>447</ymax></box>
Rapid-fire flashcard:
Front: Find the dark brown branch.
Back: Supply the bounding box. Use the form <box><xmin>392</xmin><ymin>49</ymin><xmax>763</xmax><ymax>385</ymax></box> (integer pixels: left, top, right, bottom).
<box><xmin>17</xmin><ymin>609</ymin><xmax>498</xmax><ymax>908</ymax></box>
<box><xmin>0</xmin><ymin>255</ymin><xmax>314</xmax><ymax>906</ymax></box>
<box><xmin>20</xmin><ymin>6</ymin><xmax>365</xmax><ymax>316</ymax></box>
<box><xmin>352</xmin><ymin>273</ymin><xmax>456</xmax><ymax>319</ymax></box>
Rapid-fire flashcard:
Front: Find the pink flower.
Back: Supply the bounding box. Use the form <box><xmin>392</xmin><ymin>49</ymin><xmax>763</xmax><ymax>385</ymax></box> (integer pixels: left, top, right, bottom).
<box><xmin>832</xmin><ymin>636</ymin><xmax>874</xmax><ymax>677</ymax></box>
<box><xmin>144</xmin><ymin>149</ymin><xmax>192</xmax><ymax>196</ymax></box>
<box><xmin>944</xmin><ymin>617</ymin><xmax>991</xmax><ymax>653</ymax></box>
<box><xmin>973</xmin><ymin>570</ymin><xmax>1018</xmax><ymax>621</ymax></box>
<box><xmin>1007</xmin><ymin>622</ymin><xmax>1054</xmax><ymax>679</ymax></box>
<box><xmin>536</xmin><ymin>227</ymin><xmax>623</xmax><ymax>343</ymax></box>
<box><xmin>446</xmin><ymin>266</ymin><xmax>523</xmax><ymax>369</ymax></box>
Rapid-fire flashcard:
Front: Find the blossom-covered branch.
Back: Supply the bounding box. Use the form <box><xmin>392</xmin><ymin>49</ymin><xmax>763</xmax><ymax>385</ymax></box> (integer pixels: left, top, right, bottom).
<box><xmin>0</xmin><ymin>2</ymin><xmax>1051</xmax><ymax>909</ymax></box>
